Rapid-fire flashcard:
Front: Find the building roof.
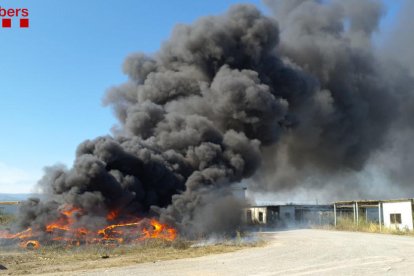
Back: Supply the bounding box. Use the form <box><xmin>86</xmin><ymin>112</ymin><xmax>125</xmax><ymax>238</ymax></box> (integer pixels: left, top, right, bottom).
<box><xmin>334</xmin><ymin>198</ymin><xmax>414</xmax><ymax>205</ymax></box>
<box><xmin>248</xmin><ymin>198</ymin><xmax>414</xmax><ymax>209</ymax></box>
<box><xmin>247</xmin><ymin>204</ymin><xmax>332</xmax><ymax>208</ymax></box>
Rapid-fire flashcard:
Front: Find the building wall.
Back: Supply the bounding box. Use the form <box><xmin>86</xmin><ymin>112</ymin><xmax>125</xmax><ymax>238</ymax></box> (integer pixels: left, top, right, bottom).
<box><xmin>382</xmin><ymin>201</ymin><xmax>413</xmax><ymax>230</ymax></box>
<box><xmin>279</xmin><ymin>206</ymin><xmax>295</xmax><ymax>223</ymax></box>
<box><xmin>245</xmin><ymin>207</ymin><xmax>267</xmax><ymax>224</ymax></box>
<box><xmin>245</xmin><ymin>205</ymin><xmax>333</xmax><ymax>226</ymax></box>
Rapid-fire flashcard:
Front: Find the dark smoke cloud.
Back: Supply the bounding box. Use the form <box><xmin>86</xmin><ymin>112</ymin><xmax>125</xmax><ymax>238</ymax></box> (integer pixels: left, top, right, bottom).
<box><xmin>17</xmin><ymin>1</ymin><xmax>414</xmax><ymax>236</ymax></box>
<box><xmin>371</xmin><ymin>0</ymin><xmax>414</xmax><ymax>193</ymax></box>
<box><xmin>383</xmin><ymin>0</ymin><xmax>414</xmax><ymax>74</ymax></box>
<box><xmin>251</xmin><ymin>0</ymin><xmax>412</xmax><ymax>196</ymax></box>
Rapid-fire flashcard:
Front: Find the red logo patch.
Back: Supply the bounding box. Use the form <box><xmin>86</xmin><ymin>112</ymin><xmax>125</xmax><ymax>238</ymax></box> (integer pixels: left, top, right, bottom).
<box><xmin>20</xmin><ymin>18</ymin><xmax>29</xmax><ymax>28</ymax></box>
<box><xmin>2</xmin><ymin>18</ymin><xmax>11</xmax><ymax>28</ymax></box>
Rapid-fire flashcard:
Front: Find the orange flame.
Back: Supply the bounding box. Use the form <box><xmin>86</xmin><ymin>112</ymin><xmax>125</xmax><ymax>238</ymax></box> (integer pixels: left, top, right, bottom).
<box><xmin>20</xmin><ymin>240</ymin><xmax>40</xmax><ymax>249</ymax></box>
<box><xmin>0</xmin><ymin>228</ymin><xmax>33</xmax><ymax>240</ymax></box>
<box><xmin>0</xmin><ymin>206</ymin><xmax>177</xmax><ymax>248</ymax></box>
<box><xmin>140</xmin><ymin>219</ymin><xmax>177</xmax><ymax>241</ymax></box>
<box><xmin>106</xmin><ymin>210</ymin><xmax>119</xmax><ymax>221</ymax></box>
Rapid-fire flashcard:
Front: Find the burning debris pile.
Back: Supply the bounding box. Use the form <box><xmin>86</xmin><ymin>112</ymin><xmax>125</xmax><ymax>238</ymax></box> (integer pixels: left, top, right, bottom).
<box><xmin>4</xmin><ymin>0</ymin><xmax>414</xmax><ymax>243</ymax></box>
<box><xmin>0</xmin><ymin>205</ymin><xmax>176</xmax><ymax>248</ymax></box>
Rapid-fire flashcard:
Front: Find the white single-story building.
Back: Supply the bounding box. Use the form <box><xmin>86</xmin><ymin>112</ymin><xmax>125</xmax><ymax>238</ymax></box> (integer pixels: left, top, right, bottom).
<box><xmin>382</xmin><ymin>199</ymin><xmax>413</xmax><ymax>230</ymax></box>
<box><xmin>334</xmin><ymin>199</ymin><xmax>414</xmax><ymax>231</ymax></box>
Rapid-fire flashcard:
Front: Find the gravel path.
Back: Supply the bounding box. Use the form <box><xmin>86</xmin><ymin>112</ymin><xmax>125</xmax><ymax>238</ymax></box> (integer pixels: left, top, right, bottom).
<box><xmin>81</xmin><ymin>229</ymin><xmax>414</xmax><ymax>275</ymax></box>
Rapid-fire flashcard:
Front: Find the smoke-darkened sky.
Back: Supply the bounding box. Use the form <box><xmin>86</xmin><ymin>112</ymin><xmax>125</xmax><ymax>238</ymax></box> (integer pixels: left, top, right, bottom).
<box><xmin>0</xmin><ymin>0</ymin><xmax>404</xmax><ymax>193</ymax></box>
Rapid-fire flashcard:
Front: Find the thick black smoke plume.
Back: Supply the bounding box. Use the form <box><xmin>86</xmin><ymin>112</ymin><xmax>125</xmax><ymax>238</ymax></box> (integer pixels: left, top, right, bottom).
<box><xmin>250</xmin><ymin>0</ymin><xmax>414</xmax><ymax>200</ymax></box>
<box><xmin>17</xmin><ymin>1</ymin><xmax>414</xmax><ymax>236</ymax></box>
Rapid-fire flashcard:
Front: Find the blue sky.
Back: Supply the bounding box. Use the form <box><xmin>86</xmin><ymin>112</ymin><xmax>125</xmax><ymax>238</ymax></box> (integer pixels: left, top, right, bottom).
<box><xmin>0</xmin><ymin>0</ymin><xmax>402</xmax><ymax>193</ymax></box>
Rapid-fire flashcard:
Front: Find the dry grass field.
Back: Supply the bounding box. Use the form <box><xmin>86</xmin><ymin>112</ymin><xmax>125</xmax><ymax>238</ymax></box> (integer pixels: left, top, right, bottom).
<box><xmin>0</xmin><ymin>214</ymin><xmax>263</xmax><ymax>275</ymax></box>
<box><xmin>318</xmin><ymin>217</ymin><xmax>414</xmax><ymax>236</ymax></box>
<box><xmin>0</xmin><ymin>240</ymin><xmax>259</xmax><ymax>275</ymax></box>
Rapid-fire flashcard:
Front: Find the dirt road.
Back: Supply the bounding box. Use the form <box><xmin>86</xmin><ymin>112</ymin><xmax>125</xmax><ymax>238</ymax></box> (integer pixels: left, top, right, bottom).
<box><xmin>80</xmin><ymin>229</ymin><xmax>414</xmax><ymax>275</ymax></box>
